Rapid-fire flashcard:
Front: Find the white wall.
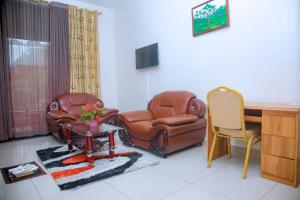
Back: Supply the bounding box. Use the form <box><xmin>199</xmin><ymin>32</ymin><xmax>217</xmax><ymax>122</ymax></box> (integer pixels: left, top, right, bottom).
<box><xmin>55</xmin><ymin>0</ymin><xmax>118</xmax><ymax>108</ymax></box>
<box><xmin>114</xmin><ymin>0</ymin><xmax>300</xmax><ymax>112</ymax></box>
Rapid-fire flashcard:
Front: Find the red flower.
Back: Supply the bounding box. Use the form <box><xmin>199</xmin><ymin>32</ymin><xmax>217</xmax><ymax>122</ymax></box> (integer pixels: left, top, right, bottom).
<box><xmin>96</xmin><ymin>114</ymin><xmax>101</xmax><ymax>121</ymax></box>
<box><xmin>85</xmin><ymin>104</ymin><xmax>91</xmax><ymax>112</ymax></box>
<box><xmin>93</xmin><ymin>101</ymin><xmax>102</xmax><ymax>111</ymax></box>
<box><xmin>80</xmin><ymin>101</ymin><xmax>106</xmax><ymax>122</ymax></box>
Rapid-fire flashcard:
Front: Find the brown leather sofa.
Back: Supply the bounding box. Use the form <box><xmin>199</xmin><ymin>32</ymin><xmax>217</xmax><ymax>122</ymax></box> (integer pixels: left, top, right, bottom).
<box><xmin>118</xmin><ymin>91</ymin><xmax>206</xmax><ymax>157</ymax></box>
<box><xmin>47</xmin><ymin>93</ymin><xmax>118</xmax><ymax>141</ymax></box>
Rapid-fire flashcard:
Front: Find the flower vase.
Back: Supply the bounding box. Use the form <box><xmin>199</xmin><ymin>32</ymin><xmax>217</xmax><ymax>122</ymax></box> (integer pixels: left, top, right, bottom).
<box><xmin>87</xmin><ymin>119</ymin><xmax>98</xmax><ymax>132</ymax></box>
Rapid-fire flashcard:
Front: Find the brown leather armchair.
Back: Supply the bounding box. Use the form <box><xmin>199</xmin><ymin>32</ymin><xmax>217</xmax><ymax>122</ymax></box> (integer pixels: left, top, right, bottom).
<box><xmin>46</xmin><ymin>93</ymin><xmax>118</xmax><ymax>141</ymax></box>
<box><xmin>118</xmin><ymin>91</ymin><xmax>206</xmax><ymax>157</ymax></box>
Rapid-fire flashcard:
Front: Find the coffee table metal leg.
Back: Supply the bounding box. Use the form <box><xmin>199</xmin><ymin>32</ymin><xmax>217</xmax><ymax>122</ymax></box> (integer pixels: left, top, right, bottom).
<box><xmin>66</xmin><ymin>129</ymin><xmax>73</xmax><ymax>151</ymax></box>
<box><xmin>86</xmin><ymin>131</ymin><xmax>94</xmax><ymax>165</ymax></box>
<box><xmin>108</xmin><ymin>131</ymin><xmax>115</xmax><ymax>161</ymax></box>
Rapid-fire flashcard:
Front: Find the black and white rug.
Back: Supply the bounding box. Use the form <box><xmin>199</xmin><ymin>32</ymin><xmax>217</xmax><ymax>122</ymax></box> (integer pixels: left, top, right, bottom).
<box><xmin>36</xmin><ymin>146</ymin><xmax>159</xmax><ymax>190</ymax></box>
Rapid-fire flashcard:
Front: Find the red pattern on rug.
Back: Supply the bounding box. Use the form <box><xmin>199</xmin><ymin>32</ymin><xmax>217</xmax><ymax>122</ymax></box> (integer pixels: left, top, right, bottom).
<box><xmin>62</xmin><ymin>153</ymin><xmax>88</xmax><ymax>164</ymax></box>
<box><xmin>51</xmin><ymin>165</ymin><xmax>94</xmax><ymax>180</ymax></box>
<box><xmin>53</xmin><ymin>151</ymin><xmax>139</xmax><ymax>180</ymax></box>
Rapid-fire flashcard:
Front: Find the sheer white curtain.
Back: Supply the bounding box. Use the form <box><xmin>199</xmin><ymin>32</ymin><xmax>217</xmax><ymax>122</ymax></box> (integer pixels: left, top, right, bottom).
<box><xmin>9</xmin><ymin>38</ymin><xmax>49</xmax><ymax>137</ymax></box>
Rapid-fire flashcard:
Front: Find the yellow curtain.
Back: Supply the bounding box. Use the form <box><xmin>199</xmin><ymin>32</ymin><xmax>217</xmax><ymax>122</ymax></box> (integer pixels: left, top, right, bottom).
<box><xmin>69</xmin><ymin>6</ymin><xmax>100</xmax><ymax>97</ymax></box>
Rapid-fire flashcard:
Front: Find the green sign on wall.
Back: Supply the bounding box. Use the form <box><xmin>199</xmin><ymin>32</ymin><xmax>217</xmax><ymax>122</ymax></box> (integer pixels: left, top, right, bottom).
<box><xmin>192</xmin><ymin>0</ymin><xmax>230</xmax><ymax>36</ymax></box>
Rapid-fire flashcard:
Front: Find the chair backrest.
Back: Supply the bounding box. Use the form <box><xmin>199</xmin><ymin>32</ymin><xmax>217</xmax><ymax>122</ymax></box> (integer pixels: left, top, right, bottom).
<box><xmin>207</xmin><ymin>87</ymin><xmax>245</xmax><ymax>135</ymax></box>
<box><xmin>56</xmin><ymin>93</ymin><xmax>103</xmax><ymax>117</ymax></box>
<box><xmin>148</xmin><ymin>91</ymin><xmax>195</xmax><ymax>119</ymax></box>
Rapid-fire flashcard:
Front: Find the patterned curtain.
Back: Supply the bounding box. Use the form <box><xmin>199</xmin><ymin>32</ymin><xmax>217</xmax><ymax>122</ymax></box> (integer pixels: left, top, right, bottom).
<box><xmin>69</xmin><ymin>6</ymin><xmax>100</xmax><ymax>97</ymax></box>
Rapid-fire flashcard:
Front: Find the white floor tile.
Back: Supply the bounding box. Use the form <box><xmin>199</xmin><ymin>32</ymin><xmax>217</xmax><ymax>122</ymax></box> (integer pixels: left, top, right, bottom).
<box><xmin>107</xmin><ymin>167</ymin><xmax>188</xmax><ymax>200</ymax></box>
<box><xmin>16</xmin><ymin>137</ymin><xmax>61</xmax><ymax>161</ymax></box>
<box><xmin>262</xmin><ymin>183</ymin><xmax>300</xmax><ymax>200</ymax></box>
<box><xmin>60</xmin><ymin>183</ymin><xmax>131</xmax><ymax>200</ymax></box>
<box><xmin>161</xmin><ymin>184</ymin><xmax>229</xmax><ymax>200</ymax></box>
<box><xmin>32</xmin><ymin>174</ymin><xmax>129</xmax><ymax>200</ymax></box>
<box><xmin>31</xmin><ymin>175</ymin><xmax>72</xmax><ymax>200</ymax></box>
<box><xmin>153</xmin><ymin>146</ymin><xmax>233</xmax><ymax>182</ymax></box>
<box><xmin>0</xmin><ymin>149</ymin><xmax>20</xmax><ymax>168</ymax></box>
<box><xmin>0</xmin><ymin>180</ymin><xmax>41</xmax><ymax>200</ymax></box>
<box><xmin>0</xmin><ymin>136</ymin><xmax>61</xmax><ymax>167</ymax></box>
<box><xmin>193</xmin><ymin>159</ymin><xmax>276</xmax><ymax>200</ymax></box>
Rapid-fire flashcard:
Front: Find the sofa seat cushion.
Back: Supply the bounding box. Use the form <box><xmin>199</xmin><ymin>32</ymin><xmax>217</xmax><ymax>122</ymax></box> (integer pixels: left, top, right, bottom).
<box><xmin>67</xmin><ymin>105</ymin><xmax>84</xmax><ymax>117</ymax></box>
<box><xmin>127</xmin><ymin>118</ymin><xmax>207</xmax><ymax>140</ymax></box>
<box><xmin>163</xmin><ymin>118</ymin><xmax>207</xmax><ymax>137</ymax></box>
<box><xmin>127</xmin><ymin>121</ymin><xmax>153</xmax><ymax>140</ymax></box>
<box><xmin>152</xmin><ymin>114</ymin><xmax>198</xmax><ymax>126</ymax></box>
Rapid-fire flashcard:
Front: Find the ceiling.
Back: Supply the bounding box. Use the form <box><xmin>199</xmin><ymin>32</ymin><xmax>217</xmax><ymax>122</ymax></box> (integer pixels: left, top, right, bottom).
<box><xmin>78</xmin><ymin>0</ymin><xmax>129</xmax><ymax>10</ymax></box>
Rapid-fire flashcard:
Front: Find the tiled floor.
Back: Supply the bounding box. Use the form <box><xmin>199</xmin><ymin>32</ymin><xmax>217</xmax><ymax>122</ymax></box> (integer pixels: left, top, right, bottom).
<box><xmin>0</xmin><ymin>135</ymin><xmax>299</xmax><ymax>200</ymax></box>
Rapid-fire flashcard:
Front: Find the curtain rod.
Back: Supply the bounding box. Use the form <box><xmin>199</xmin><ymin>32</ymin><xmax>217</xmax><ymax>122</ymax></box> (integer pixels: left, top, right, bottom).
<box><xmin>30</xmin><ymin>0</ymin><xmax>102</xmax><ymax>14</ymax></box>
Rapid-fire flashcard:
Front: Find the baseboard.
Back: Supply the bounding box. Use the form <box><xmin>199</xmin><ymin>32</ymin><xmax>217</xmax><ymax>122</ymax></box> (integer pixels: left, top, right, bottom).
<box><xmin>0</xmin><ymin>133</ymin><xmax>51</xmax><ymax>143</ymax></box>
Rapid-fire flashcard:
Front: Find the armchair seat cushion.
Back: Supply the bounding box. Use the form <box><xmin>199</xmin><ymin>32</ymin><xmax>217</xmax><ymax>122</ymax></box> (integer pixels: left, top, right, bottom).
<box><xmin>165</xmin><ymin>118</ymin><xmax>207</xmax><ymax>137</ymax></box>
<box><xmin>127</xmin><ymin>118</ymin><xmax>207</xmax><ymax>140</ymax></box>
<box><xmin>152</xmin><ymin>114</ymin><xmax>198</xmax><ymax>126</ymax></box>
<box><xmin>127</xmin><ymin>121</ymin><xmax>153</xmax><ymax>140</ymax></box>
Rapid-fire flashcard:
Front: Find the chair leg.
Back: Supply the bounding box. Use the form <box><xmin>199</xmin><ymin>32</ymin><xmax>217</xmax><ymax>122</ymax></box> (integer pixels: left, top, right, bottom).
<box><xmin>227</xmin><ymin>138</ymin><xmax>231</xmax><ymax>159</ymax></box>
<box><xmin>207</xmin><ymin>134</ymin><xmax>218</xmax><ymax>168</ymax></box>
<box><xmin>242</xmin><ymin>136</ymin><xmax>255</xmax><ymax>179</ymax></box>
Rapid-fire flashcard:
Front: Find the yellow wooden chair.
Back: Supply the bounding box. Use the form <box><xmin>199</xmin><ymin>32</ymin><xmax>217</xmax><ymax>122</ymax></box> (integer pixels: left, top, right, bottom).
<box><xmin>207</xmin><ymin>86</ymin><xmax>261</xmax><ymax>178</ymax></box>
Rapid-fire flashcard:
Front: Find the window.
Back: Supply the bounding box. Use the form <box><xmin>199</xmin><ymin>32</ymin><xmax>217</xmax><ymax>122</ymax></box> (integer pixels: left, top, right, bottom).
<box><xmin>9</xmin><ymin>38</ymin><xmax>49</xmax><ymax>135</ymax></box>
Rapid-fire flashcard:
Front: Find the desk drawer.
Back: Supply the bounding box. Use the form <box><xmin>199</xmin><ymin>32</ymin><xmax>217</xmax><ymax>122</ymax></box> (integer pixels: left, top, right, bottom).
<box><xmin>262</xmin><ymin>113</ymin><xmax>296</xmax><ymax>138</ymax></box>
<box><xmin>261</xmin><ymin>154</ymin><xmax>295</xmax><ymax>181</ymax></box>
<box><xmin>262</xmin><ymin>135</ymin><xmax>296</xmax><ymax>159</ymax></box>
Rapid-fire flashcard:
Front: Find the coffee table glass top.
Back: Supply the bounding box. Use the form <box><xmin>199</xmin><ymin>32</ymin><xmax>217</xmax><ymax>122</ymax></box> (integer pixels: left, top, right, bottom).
<box><xmin>60</xmin><ymin>123</ymin><xmax>123</xmax><ymax>137</ymax></box>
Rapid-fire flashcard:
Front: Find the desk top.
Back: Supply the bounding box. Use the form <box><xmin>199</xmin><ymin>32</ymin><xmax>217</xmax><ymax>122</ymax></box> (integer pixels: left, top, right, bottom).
<box><xmin>245</xmin><ymin>102</ymin><xmax>300</xmax><ymax>112</ymax></box>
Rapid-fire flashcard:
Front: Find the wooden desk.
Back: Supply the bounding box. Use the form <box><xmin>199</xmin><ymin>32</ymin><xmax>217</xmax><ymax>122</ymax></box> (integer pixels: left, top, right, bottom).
<box><xmin>207</xmin><ymin>103</ymin><xmax>300</xmax><ymax>187</ymax></box>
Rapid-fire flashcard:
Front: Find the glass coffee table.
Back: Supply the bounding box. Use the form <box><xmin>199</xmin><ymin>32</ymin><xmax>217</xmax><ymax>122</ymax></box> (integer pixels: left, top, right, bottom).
<box><xmin>60</xmin><ymin>123</ymin><xmax>123</xmax><ymax>165</ymax></box>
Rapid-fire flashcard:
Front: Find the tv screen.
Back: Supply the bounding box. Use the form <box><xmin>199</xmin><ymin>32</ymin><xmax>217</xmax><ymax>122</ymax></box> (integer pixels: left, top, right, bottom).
<box><xmin>135</xmin><ymin>43</ymin><xmax>158</xmax><ymax>69</ymax></box>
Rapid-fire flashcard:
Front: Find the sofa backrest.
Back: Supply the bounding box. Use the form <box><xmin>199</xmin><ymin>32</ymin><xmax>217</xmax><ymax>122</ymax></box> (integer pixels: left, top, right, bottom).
<box><xmin>56</xmin><ymin>93</ymin><xmax>102</xmax><ymax>117</ymax></box>
<box><xmin>148</xmin><ymin>91</ymin><xmax>196</xmax><ymax>119</ymax></box>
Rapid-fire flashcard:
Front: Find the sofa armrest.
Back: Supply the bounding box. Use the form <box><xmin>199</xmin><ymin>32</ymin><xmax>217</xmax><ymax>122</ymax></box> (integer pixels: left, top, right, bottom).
<box><xmin>47</xmin><ymin>111</ymin><xmax>77</xmax><ymax>121</ymax></box>
<box><xmin>152</xmin><ymin>114</ymin><xmax>198</xmax><ymax>126</ymax></box>
<box><xmin>102</xmin><ymin>108</ymin><xmax>119</xmax><ymax>116</ymax></box>
<box><xmin>95</xmin><ymin>108</ymin><xmax>119</xmax><ymax>124</ymax></box>
<box><xmin>120</xmin><ymin>110</ymin><xmax>153</xmax><ymax>123</ymax></box>
<box><xmin>188</xmin><ymin>98</ymin><xmax>206</xmax><ymax>118</ymax></box>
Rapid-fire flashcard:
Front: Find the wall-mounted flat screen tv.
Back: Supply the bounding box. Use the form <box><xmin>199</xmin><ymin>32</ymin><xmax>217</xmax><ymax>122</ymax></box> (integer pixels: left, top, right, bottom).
<box><xmin>135</xmin><ymin>43</ymin><xmax>158</xmax><ymax>69</ymax></box>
